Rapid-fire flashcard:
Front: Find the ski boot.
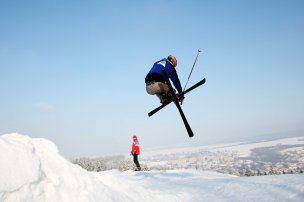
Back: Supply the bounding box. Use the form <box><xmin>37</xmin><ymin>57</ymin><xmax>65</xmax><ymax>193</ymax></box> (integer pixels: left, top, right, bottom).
<box><xmin>160</xmin><ymin>93</ymin><xmax>172</xmax><ymax>104</ymax></box>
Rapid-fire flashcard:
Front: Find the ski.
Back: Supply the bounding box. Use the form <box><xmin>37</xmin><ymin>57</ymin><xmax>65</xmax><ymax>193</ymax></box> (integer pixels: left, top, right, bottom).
<box><xmin>161</xmin><ymin>69</ymin><xmax>194</xmax><ymax>138</ymax></box>
<box><xmin>148</xmin><ymin>78</ymin><xmax>206</xmax><ymax>117</ymax></box>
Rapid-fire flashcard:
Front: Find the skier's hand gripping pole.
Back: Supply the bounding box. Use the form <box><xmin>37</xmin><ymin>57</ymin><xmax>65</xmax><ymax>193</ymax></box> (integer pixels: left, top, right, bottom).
<box><xmin>178</xmin><ymin>93</ymin><xmax>185</xmax><ymax>105</ymax></box>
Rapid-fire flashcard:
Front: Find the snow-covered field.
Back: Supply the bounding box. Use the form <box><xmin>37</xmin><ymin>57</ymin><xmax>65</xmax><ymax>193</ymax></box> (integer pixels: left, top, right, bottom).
<box><xmin>1</xmin><ymin>133</ymin><xmax>304</xmax><ymax>202</ymax></box>
<box><xmin>139</xmin><ymin>136</ymin><xmax>304</xmax><ymax>176</ymax></box>
<box><xmin>142</xmin><ymin>136</ymin><xmax>304</xmax><ymax>158</ymax></box>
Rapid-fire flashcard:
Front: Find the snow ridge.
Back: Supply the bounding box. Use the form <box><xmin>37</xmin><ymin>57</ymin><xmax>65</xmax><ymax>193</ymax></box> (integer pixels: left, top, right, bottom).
<box><xmin>1</xmin><ymin>133</ymin><xmax>304</xmax><ymax>202</ymax></box>
<box><xmin>0</xmin><ymin>133</ymin><xmax>127</xmax><ymax>202</ymax></box>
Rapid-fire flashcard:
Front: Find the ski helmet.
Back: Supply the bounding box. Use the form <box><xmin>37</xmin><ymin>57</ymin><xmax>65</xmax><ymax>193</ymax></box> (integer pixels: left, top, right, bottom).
<box><xmin>167</xmin><ymin>55</ymin><xmax>177</xmax><ymax>67</ymax></box>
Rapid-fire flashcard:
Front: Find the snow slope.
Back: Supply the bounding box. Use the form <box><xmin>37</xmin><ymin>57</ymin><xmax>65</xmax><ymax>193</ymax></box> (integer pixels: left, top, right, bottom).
<box><xmin>1</xmin><ymin>133</ymin><xmax>304</xmax><ymax>202</ymax></box>
<box><xmin>142</xmin><ymin>136</ymin><xmax>304</xmax><ymax>158</ymax></box>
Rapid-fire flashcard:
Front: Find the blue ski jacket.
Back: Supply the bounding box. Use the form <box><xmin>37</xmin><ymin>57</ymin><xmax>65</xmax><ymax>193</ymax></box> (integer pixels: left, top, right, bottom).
<box><xmin>145</xmin><ymin>58</ymin><xmax>183</xmax><ymax>94</ymax></box>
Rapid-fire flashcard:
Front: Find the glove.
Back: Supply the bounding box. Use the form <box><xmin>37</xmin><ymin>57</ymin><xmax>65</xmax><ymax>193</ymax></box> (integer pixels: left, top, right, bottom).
<box><xmin>178</xmin><ymin>94</ymin><xmax>185</xmax><ymax>105</ymax></box>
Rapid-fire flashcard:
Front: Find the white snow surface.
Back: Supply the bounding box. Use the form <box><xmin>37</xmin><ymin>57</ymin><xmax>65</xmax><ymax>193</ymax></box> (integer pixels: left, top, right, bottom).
<box><xmin>142</xmin><ymin>137</ymin><xmax>304</xmax><ymax>158</ymax></box>
<box><xmin>1</xmin><ymin>133</ymin><xmax>304</xmax><ymax>202</ymax></box>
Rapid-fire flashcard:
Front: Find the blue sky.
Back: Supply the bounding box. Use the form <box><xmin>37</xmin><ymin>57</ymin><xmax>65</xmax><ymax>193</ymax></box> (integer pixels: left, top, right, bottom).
<box><xmin>1</xmin><ymin>0</ymin><xmax>303</xmax><ymax>157</ymax></box>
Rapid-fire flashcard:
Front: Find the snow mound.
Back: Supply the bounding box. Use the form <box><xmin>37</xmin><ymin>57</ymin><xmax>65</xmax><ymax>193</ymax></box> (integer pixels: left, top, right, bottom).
<box><xmin>0</xmin><ymin>133</ymin><xmax>125</xmax><ymax>202</ymax></box>
<box><xmin>1</xmin><ymin>133</ymin><xmax>304</xmax><ymax>202</ymax></box>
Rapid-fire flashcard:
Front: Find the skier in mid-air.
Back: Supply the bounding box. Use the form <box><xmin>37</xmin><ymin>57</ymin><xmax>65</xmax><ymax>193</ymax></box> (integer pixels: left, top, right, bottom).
<box><xmin>145</xmin><ymin>55</ymin><xmax>184</xmax><ymax>104</ymax></box>
<box><xmin>130</xmin><ymin>135</ymin><xmax>141</xmax><ymax>171</ymax></box>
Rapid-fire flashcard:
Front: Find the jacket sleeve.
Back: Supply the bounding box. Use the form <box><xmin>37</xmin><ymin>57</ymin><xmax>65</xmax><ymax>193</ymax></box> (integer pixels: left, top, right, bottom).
<box><xmin>131</xmin><ymin>144</ymin><xmax>135</xmax><ymax>154</ymax></box>
<box><xmin>169</xmin><ymin>67</ymin><xmax>183</xmax><ymax>93</ymax></box>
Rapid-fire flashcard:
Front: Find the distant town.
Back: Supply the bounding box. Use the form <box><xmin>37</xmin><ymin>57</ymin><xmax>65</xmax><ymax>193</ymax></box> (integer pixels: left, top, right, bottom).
<box><xmin>73</xmin><ymin>137</ymin><xmax>304</xmax><ymax>176</ymax></box>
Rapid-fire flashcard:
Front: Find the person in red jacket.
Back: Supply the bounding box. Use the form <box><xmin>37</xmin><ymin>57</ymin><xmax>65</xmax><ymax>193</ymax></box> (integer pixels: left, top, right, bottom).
<box><xmin>130</xmin><ymin>135</ymin><xmax>141</xmax><ymax>171</ymax></box>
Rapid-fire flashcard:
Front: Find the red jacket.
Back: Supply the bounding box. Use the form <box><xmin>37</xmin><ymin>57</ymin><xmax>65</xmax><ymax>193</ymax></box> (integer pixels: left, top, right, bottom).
<box><xmin>131</xmin><ymin>142</ymin><xmax>140</xmax><ymax>155</ymax></box>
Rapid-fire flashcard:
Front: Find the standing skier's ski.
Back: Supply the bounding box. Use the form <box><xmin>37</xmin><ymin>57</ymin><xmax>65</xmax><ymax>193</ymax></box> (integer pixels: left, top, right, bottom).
<box><xmin>161</xmin><ymin>69</ymin><xmax>194</xmax><ymax>138</ymax></box>
<box><xmin>148</xmin><ymin>78</ymin><xmax>206</xmax><ymax>117</ymax></box>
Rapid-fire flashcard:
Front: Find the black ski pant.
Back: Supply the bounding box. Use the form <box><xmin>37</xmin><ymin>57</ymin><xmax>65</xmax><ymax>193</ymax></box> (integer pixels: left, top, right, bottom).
<box><xmin>133</xmin><ymin>154</ymin><xmax>141</xmax><ymax>169</ymax></box>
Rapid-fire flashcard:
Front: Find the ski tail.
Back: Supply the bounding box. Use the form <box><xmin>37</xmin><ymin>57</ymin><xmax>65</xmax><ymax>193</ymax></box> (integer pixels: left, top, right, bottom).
<box><xmin>162</xmin><ymin>69</ymin><xmax>194</xmax><ymax>137</ymax></box>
